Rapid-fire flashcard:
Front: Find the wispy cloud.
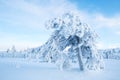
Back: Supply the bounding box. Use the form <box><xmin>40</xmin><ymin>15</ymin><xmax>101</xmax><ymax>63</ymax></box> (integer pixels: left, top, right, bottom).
<box><xmin>107</xmin><ymin>43</ymin><xmax>120</xmax><ymax>49</ymax></box>
<box><xmin>1</xmin><ymin>0</ymin><xmax>120</xmax><ymax>30</ymax></box>
<box><xmin>0</xmin><ymin>0</ymin><xmax>120</xmax><ymax>50</ymax></box>
<box><xmin>93</xmin><ymin>14</ymin><xmax>120</xmax><ymax>28</ymax></box>
<box><xmin>116</xmin><ymin>31</ymin><xmax>120</xmax><ymax>35</ymax></box>
<box><xmin>0</xmin><ymin>0</ymin><xmax>76</xmax><ymax>29</ymax></box>
<box><xmin>0</xmin><ymin>0</ymin><xmax>77</xmax><ymax>50</ymax></box>
<box><xmin>77</xmin><ymin>11</ymin><xmax>120</xmax><ymax>29</ymax></box>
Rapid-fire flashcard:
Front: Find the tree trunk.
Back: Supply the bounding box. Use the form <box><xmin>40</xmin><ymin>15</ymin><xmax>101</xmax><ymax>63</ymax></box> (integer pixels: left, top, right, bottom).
<box><xmin>77</xmin><ymin>46</ymin><xmax>84</xmax><ymax>71</ymax></box>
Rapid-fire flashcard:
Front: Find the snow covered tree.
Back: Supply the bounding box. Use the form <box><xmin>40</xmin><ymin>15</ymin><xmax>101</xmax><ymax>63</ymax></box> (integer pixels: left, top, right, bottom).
<box><xmin>11</xmin><ymin>46</ymin><xmax>16</xmax><ymax>53</ymax></box>
<box><xmin>44</xmin><ymin>12</ymin><xmax>104</xmax><ymax>71</ymax></box>
<box><xmin>7</xmin><ymin>46</ymin><xmax>17</xmax><ymax>58</ymax></box>
<box><xmin>6</xmin><ymin>48</ymin><xmax>10</xmax><ymax>53</ymax></box>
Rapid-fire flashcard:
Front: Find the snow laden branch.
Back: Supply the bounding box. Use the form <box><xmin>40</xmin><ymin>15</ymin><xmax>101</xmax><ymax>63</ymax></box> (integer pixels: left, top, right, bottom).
<box><xmin>44</xmin><ymin>12</ymin><xmax>104</xmax><ymax>71</ymax></box>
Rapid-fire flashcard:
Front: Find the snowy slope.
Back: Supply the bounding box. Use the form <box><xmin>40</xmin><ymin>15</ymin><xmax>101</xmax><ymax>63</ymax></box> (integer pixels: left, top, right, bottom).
<box><xmin>0</xmin><ymin>58</ymin><xmax>120</xmax><ymax>80</ymax></box>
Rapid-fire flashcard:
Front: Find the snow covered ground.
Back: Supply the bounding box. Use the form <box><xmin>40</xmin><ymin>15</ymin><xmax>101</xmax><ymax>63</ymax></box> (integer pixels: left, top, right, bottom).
<box><xmin>0</xmin><ymin>58</ymin><xmax>120</xmax><ymax>80</ymax></box>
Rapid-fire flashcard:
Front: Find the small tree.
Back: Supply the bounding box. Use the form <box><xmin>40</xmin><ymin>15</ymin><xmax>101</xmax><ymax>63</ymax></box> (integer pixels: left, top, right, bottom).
<box><xmin>11</xmin><ymin>46</ymin><xmax>16</xmax><ymax>53</ymax></box>
<box><xmin>44</xmin><ymin>12</ymin><xmax>104</xmax><ymax>71</ymax></box>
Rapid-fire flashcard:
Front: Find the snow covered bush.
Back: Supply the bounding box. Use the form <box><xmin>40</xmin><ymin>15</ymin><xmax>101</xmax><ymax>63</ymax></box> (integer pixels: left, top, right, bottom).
<box><xmin>44</xmin><ymin>12</ymin><xmax>104</xmax><ymax>71</ymax></box>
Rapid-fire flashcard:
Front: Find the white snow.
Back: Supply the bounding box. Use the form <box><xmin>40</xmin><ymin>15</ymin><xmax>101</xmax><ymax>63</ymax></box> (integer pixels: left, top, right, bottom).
<box><xmin>0</xmin><ymin>58</ymin><xmax>120</xmax><ymax>80</ymax></box>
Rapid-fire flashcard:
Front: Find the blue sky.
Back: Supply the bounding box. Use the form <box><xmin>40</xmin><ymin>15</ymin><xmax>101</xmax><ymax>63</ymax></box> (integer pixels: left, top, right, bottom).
<box><xmin>0</xmin><ymin>0</ymin><xmax>120</xmax><ymax>50</ymax></box>
<box><xmin>70</xmin><ymin>0</ymin><xmax>120</xmax><ymax>16</ymax></box>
